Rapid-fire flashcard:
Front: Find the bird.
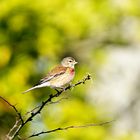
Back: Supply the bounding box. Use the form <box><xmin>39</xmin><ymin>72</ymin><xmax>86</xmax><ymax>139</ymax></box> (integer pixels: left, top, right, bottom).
<box><xmin>22</xmin><ymin>57</ymin><xmax>78</xmax><ymax>93</ymax></box>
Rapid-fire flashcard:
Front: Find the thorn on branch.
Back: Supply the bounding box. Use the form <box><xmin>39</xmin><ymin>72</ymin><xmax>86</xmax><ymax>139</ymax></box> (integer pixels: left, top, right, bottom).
<box><xmin>42</xmin><ymin>101</ymin><xmax>45</xmax><ymax>104</ymax></box>
<box><xmin>49</xmin><ymin>94</ymin><xmax>53</xmax><ymax>98</ymax></box>
<box><xmin>31</xmin><ymin>112</ymin><xmax>34</xmax><ymax>116</ymax></box>
<box><xmin>28</xmin><ymin>118</ymin><xmax>33</xmax><ymax>121</ymax></box>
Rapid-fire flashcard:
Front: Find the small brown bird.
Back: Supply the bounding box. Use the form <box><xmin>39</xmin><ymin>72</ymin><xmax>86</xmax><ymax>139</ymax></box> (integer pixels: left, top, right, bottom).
<box><xmin>23</xmin><ymin>57</ymin><xmax>77</xmax><ymax>93</ymax></box>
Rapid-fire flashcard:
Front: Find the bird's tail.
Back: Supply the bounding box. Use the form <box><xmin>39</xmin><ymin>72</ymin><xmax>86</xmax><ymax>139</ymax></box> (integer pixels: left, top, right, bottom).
<box><xmin>22</xmin><ymin>82</ymin><xmax>50</xmax><ymax>94</ymax></box>
<box><xmin>22</xmin><ymin>85</ymin><xmax>41</xmax><ymax>94</ymax></box>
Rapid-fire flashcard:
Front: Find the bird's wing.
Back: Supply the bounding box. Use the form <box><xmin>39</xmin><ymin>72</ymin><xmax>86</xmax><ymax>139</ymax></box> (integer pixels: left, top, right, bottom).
<box><xmin>36</xmin><ymin>65</ymin><xmax>67</xmax><ymax>85</ymax></box>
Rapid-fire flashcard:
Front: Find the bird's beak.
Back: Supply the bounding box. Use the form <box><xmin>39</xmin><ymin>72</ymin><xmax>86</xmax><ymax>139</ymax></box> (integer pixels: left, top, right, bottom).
<box><xmin>74</xmin><ymin>61</ymin><xmax>78</xmax><ymax>64</ymax></box>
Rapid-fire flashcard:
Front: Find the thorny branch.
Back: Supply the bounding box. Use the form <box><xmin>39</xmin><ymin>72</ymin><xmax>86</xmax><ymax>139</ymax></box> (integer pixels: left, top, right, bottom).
<box><xmin>12</xmin><ymin>74</ymin><xmax>92</xmax><ymax>139</ymax></box>
<box><xmin>24</xmin><ymin>120</ymin><xmax>114</xmax><ymax>139</ymax></box>
<box><xmin>0</xmin><ymin>74</ymin><xmax>113</xmax><ymax>140</ymax></box>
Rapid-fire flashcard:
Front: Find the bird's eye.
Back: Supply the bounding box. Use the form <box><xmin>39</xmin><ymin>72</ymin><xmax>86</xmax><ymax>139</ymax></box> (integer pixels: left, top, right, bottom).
<box><xmin>69</xmin><ymin>60</ymin><xmax>72</xmax><ymax>62</ymax></box>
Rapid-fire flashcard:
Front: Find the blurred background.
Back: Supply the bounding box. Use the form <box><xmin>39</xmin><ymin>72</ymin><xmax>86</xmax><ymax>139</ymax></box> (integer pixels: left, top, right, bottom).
<box><xmin>0</xmin><ymin>0</ymin><xmax>140</xmax><ymax>139</ymax></box>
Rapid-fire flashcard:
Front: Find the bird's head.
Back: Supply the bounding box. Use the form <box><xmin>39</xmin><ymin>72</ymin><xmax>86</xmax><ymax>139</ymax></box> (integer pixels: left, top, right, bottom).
<box><xmin>61</xmin><ymin>57</ymin><xmax>78</xmax><ymax>68</ymax></box>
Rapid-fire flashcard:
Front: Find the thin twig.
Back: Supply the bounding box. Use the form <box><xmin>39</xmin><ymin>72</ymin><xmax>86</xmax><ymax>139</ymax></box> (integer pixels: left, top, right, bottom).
<box><xmin>6</xmin><ymin>118</ymin><xmax>20</xmax><ymax>140</ymax></box>
<box><xmin>0</xmin><ymin>96</ymin><xmax>24</xmax><ymax>140</ymax></box>
<box><xmin>0</xmin><ymin>96</ymin><xmax>24</xmax><ymax>124</ymax></box>
<box><xmin>25</xmin><ymin>96</ymin><xmax>69</xmax><ymax>116</ymax></box>
<box><xmin>25</xmin><ymin>120</ymin><xmax>114</xmax><ymax>139</ymax></box>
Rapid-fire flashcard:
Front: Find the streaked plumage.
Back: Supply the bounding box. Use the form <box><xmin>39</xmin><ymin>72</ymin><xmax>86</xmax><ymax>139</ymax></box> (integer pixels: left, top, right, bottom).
<box><xmin>22</xmin><ymin>57</ymin><xmax>77</xmax><ymax>93</ymax></box>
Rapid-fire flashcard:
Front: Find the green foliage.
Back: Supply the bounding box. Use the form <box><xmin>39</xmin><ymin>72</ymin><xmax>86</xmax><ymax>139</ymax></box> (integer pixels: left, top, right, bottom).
<box><xmin>0</xmin><ymin>0</ymin><xmax>140</xmax><ymax>139</ymax></box>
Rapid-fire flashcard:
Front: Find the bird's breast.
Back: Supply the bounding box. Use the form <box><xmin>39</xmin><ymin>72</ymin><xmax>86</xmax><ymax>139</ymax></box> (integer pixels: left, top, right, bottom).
<box><xmin>69</xmin><ymin>68</ymin><xmax>75</xmax><ymax>75</ymax></box>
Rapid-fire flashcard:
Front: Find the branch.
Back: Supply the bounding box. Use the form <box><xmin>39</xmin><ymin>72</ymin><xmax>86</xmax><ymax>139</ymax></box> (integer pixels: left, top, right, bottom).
<box><xmin>12</xmin><ymin>74</ymin><xmax>92</xmax><ymax>139</ymax></box>
<box><xmin>66</xmin><ymin>74</ymin><xmax>91</xmax><ymax>90</ymax></box>
<box><xmin>6</xmin><ymin>119</ymin><xmax>21</xmax><ymax>140</ymax></box>
<box><xmin>0</xmin><ymin>96</ymin><xmax>24</xmax><ymax>140</ymax></box>
<box><xmin>0</xmin><ymin>96</ymin><xmax>24</xmax><ymax>124</ymax></box>
<box><xmin>25</xmin><ymin>120</ymin><xmax>114</xmax><ymax>139</ymax></box>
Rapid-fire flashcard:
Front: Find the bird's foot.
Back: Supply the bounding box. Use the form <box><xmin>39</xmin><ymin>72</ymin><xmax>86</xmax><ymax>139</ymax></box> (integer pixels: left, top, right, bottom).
<box><xmin>67</xmin><ymin>83</ymin><xmax>73</xmax><ymax>90</ymax></box>
<box><xmin>61</xmin><ymin>87</ymin><xmax>66</xmax><ymax>91</ymax></box>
